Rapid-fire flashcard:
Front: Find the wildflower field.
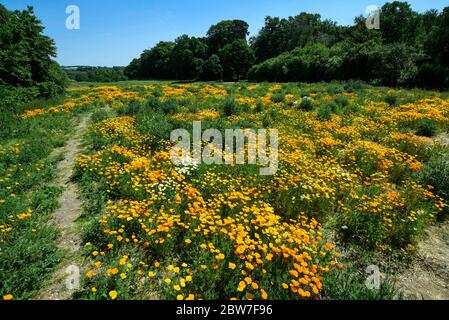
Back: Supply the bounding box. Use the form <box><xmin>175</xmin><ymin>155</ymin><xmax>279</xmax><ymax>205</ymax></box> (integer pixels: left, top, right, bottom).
<box><xmin>2</xmin><ymin>81</ymin><xmax>449</xmax><ymax>300</ymax></box>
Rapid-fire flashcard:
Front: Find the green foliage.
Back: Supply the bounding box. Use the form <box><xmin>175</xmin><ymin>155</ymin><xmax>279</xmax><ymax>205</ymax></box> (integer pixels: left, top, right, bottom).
<box><xmin>170</xmin><ymin>35</ymin><xmax>208</xmax><ymax>80</ymax></box>
<box><xmin>248</xmin><ymin>41</ymin><xmax>421</xmax><ymax>86</ymax></box>
<box><xmin>65</xmin><ymin>66</ymin><xmax>127</xmax><ymax>83</ymax></box>
<box><xmin>218</xmin><ymin>39</ymin><xmax>255</xmax><ymax>81</ymax></box>
<box><xmin>135</xmin><ymin>112</ymin><xmax>175</xmax><ymax>146</ymax></box>
<box><xmin>206</xmin><ymin>20</ymin><xmax>249</xmax><ymax>54</ymax></box>
<box><xmin>419</xmin><ymin>145</ymin><xmax>449</xmax><ymax>217</ymax></box>
<box><xmin>250</xmin><ymin>13</ymin><xmax>345</xmax><ymax>63</ymax></box>
<box><xmin>0</xmin><ymin>85</ymin><xmax>78</xmax><ymax>299</ymax></box>
<box><xmin>201</xmin><ymin>54</ymin><xmax>223</xmax><ymax>80</ymax></box>
<box><xmin>297</xmin><ymin>97</ymin><xmax>314</xmax><ymax>111</ymax></box>
<box><xmin>123</xmin><ymin>2</ymin><xmax>449</xmax><ymax>88</ymax></box>
<box><xmin>220</xmin><ymin>96</ymin><xmax>239</xmax><ymax>116</ymax></box>
<box><xmin>322</xmin><ymin>261</ymin><xmax>399</xmax><ymax>300</ymax></box>
<box><xmin>316</xmin><ymin>102</ymin><xmax>337</xmax><ymax>121</ymax></box>
<box><xmin>254</xmin><ymin>101</ymin><xmax>265</xmax><ymax>113</ymax></box>
<box><xmin>270</xmin><ymin>92</ymin><xmax>285</xmax><ymax>103</ymax></box>
<box><xmin>415</xmin><ymin>119</ymin><xmax>438</xmax><ymax>137</ymax></box>
<box><xmin>91</xmin><ymin>109</ymin><xmax>111</xmax><ymax>123</ymax></box>
<box><xmin>334</xmin><ymin>95</ymin><xmax>349</xmax><ymax>107</ymax></box>
<box><xmin>0</xmin><ymin>5</ymin><xmax>67</xmax><ymax>97</ymax></box>
<box><xmin>383</xmin><ymin>94</ymin><xmax>398</xmax><ymax>106</ymax></box>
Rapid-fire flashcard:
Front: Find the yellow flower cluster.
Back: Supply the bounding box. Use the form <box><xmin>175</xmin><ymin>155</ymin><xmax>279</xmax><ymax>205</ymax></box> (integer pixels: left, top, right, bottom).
<box><xmin>71</xmin><ymin>82</ymin><xmax>448</xmax><ymax>300</ymax></box>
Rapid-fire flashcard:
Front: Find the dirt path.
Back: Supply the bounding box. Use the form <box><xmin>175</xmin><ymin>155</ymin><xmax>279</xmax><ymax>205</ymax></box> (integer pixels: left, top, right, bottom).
<box><xmin>35</xmin><ymin>115</ymin><xmax>89</xmax><ymax>300</ymax></box>
<box><xmin>396</xmin><ymin>133</ymin><xmax>449</xmax><ymax>300</ymax></box>
<box><xmin>396</xmin><ymin>222</ymin><xmax>449</xmax><ymax>299</ymax></box>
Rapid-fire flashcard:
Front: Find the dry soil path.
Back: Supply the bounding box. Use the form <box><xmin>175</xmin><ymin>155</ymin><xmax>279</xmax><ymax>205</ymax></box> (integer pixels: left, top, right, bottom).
<box><xmin>35</xmin><ymin>115</ymin><xmax>89</xmax><ymax>300</ymax></box>
<box><xmin>396</xmin><ymin>134</ymin><xmax>449</xmax><ymax>300</ymax></box>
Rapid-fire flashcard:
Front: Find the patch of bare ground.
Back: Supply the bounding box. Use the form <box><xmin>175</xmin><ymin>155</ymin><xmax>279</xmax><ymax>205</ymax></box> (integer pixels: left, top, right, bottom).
<box><xmin>396</xmin><ymin>132</ymin><xmax>449</xmax><ymax>300</ymax></box>
<box><xmin>35</xmin><ymin>115</ymin><xmax>89</xmax><ymax>300</ymax></box>
<box><xmin>396</xmin><ymin>222</ymin><xmax>449</xmax><ymax>299</ymax></box>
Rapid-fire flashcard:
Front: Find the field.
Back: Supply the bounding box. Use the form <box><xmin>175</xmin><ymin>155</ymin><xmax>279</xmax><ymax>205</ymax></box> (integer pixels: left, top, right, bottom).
<box><xmin>2</xmin><ymin>81</ymin><xmax>449</xmax><ymax>300</ymax></box>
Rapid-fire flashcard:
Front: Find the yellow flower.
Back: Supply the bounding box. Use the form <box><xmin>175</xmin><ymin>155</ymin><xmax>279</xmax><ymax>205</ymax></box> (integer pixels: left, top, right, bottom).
<box><xmin>148</xmin><ymin>271</ymin><xmax>155</xmax><ymax>277</ymax></box>
<box><xmin>228</xmin><ymin>262</ymin><xmax>236</xmax><ymax>270</ymax></box>
<box><xmin>119</xmin><ymin>256</ymin><xmax>128</xmax><ymax>265</ymax></box>
<box><xmin>86</xmin><ymin>271</ymin><xmax>94</xmax><ymax>278</ymax></box>
<box><xmin>3</xmin><ymin>294</ymin><xmax>13</xmax><ymax>301</ymax></box>
<box><xmin>174</xmin><ymin>285</ymin><xmax>181</xmax><ymax>291</ymax></box>
<box><xmin>120</xmin><ymin>273</ymin><xmax>127</xmax><ymax>280</ymax></box>
<box><xmin>177</xmin><ymin>294</ymin><xmax>184</xmax><ymax>300</ymax></box>
<box><xmin>237</xmin><ymin>281</ymin><xmax>246</xmax><ymax>292</ymax></box>
<box><xmin>215</xmin><ymin>253</ymin><xmax>225</xmax><ymax>260</ymax></box>
<box><xmin>185</xmin><ymin>275</ymin><xmax>192</xmax><ymax>282</ymax></box>
<box><xmin>110</xmin><ymin>268</ymin><xmax>119</xmax><ymax>275</ymax></box>
<box><xmin>109</xmin><ymin>290</ymin><xmax>118</xmax><ymax>300</ymax></box>
<box><xmin>91</xmin><ymin>287</ymin><xmax>97</xmax><ymax>293</ymax></box>
<box><xmin>165</xmin><ymin>278</ymin><xmax>172</xmax><ymax>284</ymax></box>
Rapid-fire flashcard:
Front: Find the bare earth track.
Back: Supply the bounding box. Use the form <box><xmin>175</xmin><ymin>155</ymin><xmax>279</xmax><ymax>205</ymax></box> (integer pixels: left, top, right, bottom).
<box><xmin>35</xmin><ymin>115</ymin><xmax>89</xmax><ymax>300</ymax></box>
<box><xmin>396</xmin><ymin>133</ymin><xmax>449</xmax><ymax>300</ymax></box>
<box><xmin>397</xmin><ymin>222</ymin><xmax>449</xmax><ymax>299</ymax></box>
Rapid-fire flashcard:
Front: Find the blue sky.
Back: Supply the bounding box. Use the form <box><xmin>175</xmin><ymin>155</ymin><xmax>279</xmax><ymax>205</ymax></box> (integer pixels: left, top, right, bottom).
<box><xmin>2</xmin><ymin>0</ymin><xmax>448</xmax><ymax>66</ymax></box>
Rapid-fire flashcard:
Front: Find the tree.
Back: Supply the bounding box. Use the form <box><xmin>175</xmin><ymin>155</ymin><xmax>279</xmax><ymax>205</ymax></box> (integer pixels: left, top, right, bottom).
<box><xmin>206</xmin><ymin>20</ymin><xmax>249</xmax><ymax>54</ymax></box>
<box><xmin>349</xmin><ymin>15</ymin><xmax>382</xmax><ymax>44</ymax></box>
<box><xmin>219</xmin><ymin>39</ymin><xmax>255</xmax><ymax>81</ymax></box>
<box><xmin>425</xmin><ymin>7</ymin><xmax>449</xmax><ymax>67</ymax></box>
<box><xmin>0</xmin><ymin>4</ymin><xmax>66</xmax><ymax>96</ymax></box>
<box><xmin>170</xmin><ymin>35</ymin><xmax>208</xmax><ymax>80</ymax></box>
<box><xmin>139</xmin><ymin>41</ymin><xmax>175</xmax><ymax>79</ymax></box>
<box><xmin>250</xmin><ymin>13</ymin><xmax>346</xmax><ymax>63</ymax></box>
<box><xmin>124</xmin><ymin>58</ymin><xmax>142</xmax><ymax>79</ymax></box>
<box><xmin>201</xmin><ymin>54</ymin><xmax>223</xmax><ymax>80</ymax></box>
<box><xmin>380</xmin><ymin>1</ymin><xmax>419</xmax><ymax>44</ymax></box>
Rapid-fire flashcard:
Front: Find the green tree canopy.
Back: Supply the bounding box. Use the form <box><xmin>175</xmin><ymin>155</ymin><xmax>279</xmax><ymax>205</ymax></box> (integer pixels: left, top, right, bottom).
<box><xmin>219</xmin><ymin>39</ymin><xmax>255</xmax><ymax>81</ymax></box>
<box><xmin>206</xmin><ymin>20</ymin><xmax>249</xmax><ymax>54</ymax></box>
<box><xmin>0</xmin><ymin>4</ymin><xmax>66</xmax><ymax>97</ymax></box>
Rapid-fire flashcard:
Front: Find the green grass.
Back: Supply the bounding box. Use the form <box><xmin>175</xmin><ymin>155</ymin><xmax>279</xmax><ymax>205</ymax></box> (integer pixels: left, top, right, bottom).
<box><xmin>0</xmin><ymin>90</ymin><xmax>86</xmax><ymax>299</ymax></box>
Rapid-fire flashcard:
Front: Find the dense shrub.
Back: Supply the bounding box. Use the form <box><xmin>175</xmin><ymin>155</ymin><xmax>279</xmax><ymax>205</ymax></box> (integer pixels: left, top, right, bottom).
<box><xmin>415</xmin><ymin>119</ymin><xmax>438</xmax><ymax>137</ymax></box>
<box><xmin>221</xmin><ymin>96</ymin><xmax>239</xmax><ymax>116</ymax></box>
<box><xmin>297</xmin><ymin>97</ymin><xmax>314</xmax><ymax>111</ymax></box>
<box><xmin>383</xmin><ymin>94</ymin><xmax>398</xmax><ymax>106</ymax></box>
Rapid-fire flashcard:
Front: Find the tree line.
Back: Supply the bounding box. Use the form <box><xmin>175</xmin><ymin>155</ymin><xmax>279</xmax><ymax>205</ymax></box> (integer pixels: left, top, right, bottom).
<box><xmin>64</xmin><ymin>66</ymin><xmax>127</xmax><ymax>82</ymax></box>
<box><xmin>125</xmin><ymin>19</ymin><xmax>254</xmax><ymax>82</ymax></box>
<box><xmin>0</xmin><ymin>4</ymin><xmax>67</xmax><ymax>98</ymax></box>
<box><xmin>125</xmin><ymin>1</ymin><xmax>449</xmax><ymax>88</ymax></box>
